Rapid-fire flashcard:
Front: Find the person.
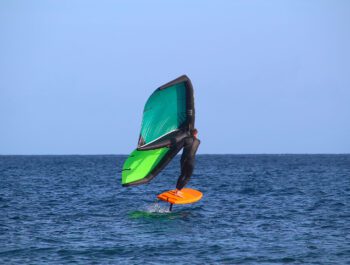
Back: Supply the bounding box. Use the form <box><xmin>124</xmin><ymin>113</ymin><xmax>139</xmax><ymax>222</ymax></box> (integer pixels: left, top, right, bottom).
<box><xmin>174</xmin><ymin>128</ymin><xmax>200</xmax><ymax>197</ymax></box>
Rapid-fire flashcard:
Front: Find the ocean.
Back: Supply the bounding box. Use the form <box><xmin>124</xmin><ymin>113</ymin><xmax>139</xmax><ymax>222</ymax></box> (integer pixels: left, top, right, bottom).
<box><xmin>0</xmin><ymin>155</ymin><xmax>349</xmax><ymax>264</ymax></box>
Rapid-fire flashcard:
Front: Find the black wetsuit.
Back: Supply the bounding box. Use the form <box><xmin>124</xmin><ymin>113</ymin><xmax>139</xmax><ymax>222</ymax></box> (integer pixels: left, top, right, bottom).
<box><xmin>176</xmin><ymin>135</ymin><xmax>200</xmax><ymax>190</ymax></box>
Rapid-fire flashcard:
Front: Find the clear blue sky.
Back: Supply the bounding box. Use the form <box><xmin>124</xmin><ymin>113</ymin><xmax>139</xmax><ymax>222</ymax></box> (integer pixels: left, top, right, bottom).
<box><xmin>1</xmin><ymin>0</ymin><xmax>349</xmax><ymax>154</ymax></box>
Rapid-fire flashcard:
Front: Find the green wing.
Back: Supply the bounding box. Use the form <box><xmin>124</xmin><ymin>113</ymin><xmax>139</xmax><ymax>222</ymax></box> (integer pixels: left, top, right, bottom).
<box><xmin>122</xmin><ymin>148</ymin><xmax>170</xmax><ymax>186</ymax></box>
<box><xmin>139</xmin><ymin>82</ymin><xmax>187</xmax><ymax>146</ymax></box>
<box><xmin>122</xmin><ymin>75</ymin><xmax>195</xmax><ymax>186</ymax></box>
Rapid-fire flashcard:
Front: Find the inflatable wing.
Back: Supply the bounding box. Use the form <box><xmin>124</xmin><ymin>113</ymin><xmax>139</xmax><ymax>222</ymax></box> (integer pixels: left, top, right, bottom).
<box><xmin>122</xmin><ymin>75</ymin><xmax>195</xmax><ymax>186</ymax></box>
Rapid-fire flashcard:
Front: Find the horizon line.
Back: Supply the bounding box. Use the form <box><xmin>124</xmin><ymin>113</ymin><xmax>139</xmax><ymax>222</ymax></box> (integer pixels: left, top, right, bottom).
<box><xmin>1</xmin><ymin>153</ymin><xmax>349</xmax><ymax>156</ymax></box>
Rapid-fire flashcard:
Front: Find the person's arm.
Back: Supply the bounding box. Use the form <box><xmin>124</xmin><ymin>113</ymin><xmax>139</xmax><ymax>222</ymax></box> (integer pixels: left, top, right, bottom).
<box><xmin>190</xmin><ymin>138</ymin><xmax>200</xmax><ymax>157</ymax></box>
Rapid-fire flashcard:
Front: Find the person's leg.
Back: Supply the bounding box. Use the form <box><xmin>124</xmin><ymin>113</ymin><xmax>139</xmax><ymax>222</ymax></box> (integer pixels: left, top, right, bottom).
<box><xmin>174</xmin><ymin>175</ymin><xmax>186</xmax><ymax>197</ymax></box>
<box><xmin>176</xmin><ymin>173</ymin><xmax>186</xmax><ymax>190</ymax></box>
<box><xmin>176</xmin><ymin>161</ymin><xmax>194</xmax><ymax>190</ymax></box>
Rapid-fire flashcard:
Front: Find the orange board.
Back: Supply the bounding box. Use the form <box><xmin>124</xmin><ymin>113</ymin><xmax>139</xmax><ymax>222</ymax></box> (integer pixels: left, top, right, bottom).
<box><xmin>157</xmin><ymin>188</ymin><xmax>203</xmax><ymax>204</ymax></box>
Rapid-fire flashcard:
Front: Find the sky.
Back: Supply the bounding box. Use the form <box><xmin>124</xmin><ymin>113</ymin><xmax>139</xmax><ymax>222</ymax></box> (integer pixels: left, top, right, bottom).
<box><xmin>0</xmin><ymin>0</ymin><xmax>349</xmax><ymax>154</ymax></box>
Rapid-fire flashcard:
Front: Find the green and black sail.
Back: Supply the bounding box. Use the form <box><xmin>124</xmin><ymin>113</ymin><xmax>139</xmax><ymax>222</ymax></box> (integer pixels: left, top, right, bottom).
<box><xmin>122</xmin><ymin>75</ymin><xmax>195</xmax><ymax>186</ymax></box>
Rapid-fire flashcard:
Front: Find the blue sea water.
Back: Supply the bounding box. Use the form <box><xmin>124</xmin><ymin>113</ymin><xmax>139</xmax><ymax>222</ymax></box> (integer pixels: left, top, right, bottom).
<box><xmin>0</xmin><ymin>155</ymin><xmax>349</xmax><ymax>264</ymax></box>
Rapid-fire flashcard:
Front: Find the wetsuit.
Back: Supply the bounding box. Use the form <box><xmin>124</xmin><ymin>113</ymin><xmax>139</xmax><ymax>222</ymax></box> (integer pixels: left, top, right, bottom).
<box><xmin>176</xmin><ymin>135</ymin><xmax>200</xmax><ymax>190</ymax></box>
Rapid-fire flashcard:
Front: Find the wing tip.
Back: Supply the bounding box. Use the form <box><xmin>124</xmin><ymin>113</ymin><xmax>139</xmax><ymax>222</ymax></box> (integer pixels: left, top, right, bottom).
<box><xmin>158</xmin><ymin>75</ymin><xmax>192</xmax><ymax>90</ymax></box>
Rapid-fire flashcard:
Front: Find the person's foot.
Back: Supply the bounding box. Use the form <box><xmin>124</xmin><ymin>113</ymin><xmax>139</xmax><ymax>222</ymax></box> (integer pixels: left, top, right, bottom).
<box><xmin>174</xmin><ymin>189</ymin><xmax>184</xmax><ymax>198</ymax></box>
